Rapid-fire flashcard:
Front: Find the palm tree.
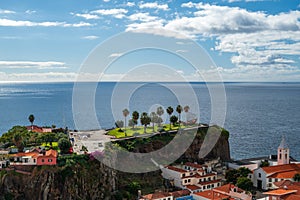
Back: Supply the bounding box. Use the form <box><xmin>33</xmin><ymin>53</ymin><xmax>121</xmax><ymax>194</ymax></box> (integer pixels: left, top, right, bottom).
<box><xmin>122</xmin><ymin>108</ymin><xmax>129</xmax><ymax>136</ymax></box>
<box><xmin>13</xmin><ymin>132</ymin><xmax>24</xmax><ymax>152</ymax></box>
<box><xmin>150</xmin><ymin>112</ymin><xmax>158</xmax><ymax>132</ymax></box>
<box><xmin>184</xmin><ymin>105</ymin><xmax>190</xmax><ymax>124</ymax></box>
<box><xmin>166</xmin><ymin>106</ymin><xmax>174</xmax><ymax>130</ymax></box>
<box><xmin>156</xmin><ymin>106</ymin><xmax>164</xmax><ymax>127</ymax></box>
<box><xmin>176</xmin><ymin>105</ymin><xmax>183</xmax><ymax>126</ymax></box>
<box><xmin>132</xmin><ymin>111</ymin><xmax>139</xmax><ymax>129</ymax></box>
<box><xmin>140</xmin><ymin>112</ymin><xmax>151</xmax><ymax>133</ymax></box>
<box><xmin>28</xmin><ymin>114</ymin><xmax>35</xmax><ymax>130</ymax></box>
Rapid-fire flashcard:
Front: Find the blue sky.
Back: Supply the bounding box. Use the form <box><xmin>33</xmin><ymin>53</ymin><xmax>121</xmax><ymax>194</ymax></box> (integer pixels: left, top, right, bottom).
<box><xmin>0</xmin><ymin>0</ymin><xmax>299</xmax><ymax>82</ymax></box>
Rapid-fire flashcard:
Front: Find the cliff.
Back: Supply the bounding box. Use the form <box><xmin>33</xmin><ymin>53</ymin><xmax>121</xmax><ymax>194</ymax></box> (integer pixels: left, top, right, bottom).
<box><xmin>0</xmin><ymin>126</ymin><xmax>230</xmax><ymax>200</ymax></box>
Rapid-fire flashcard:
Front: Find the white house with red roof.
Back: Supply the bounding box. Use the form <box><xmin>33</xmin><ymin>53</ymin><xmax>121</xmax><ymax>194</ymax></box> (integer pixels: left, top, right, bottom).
<box><xmin>162</xmin><ymin>162</ymin><xmax>222</xmax><ymax>193</ymax></box>
<box><xmin>261</xmin><ymin>181</ymin><xmax>300</xmax><ymax>200</ymax></box>
<box><xmin>252</xmin><ymin>163</ymin><xmax>300</xmax><ymax>190</ymax></box>
<box><xmin>10</xmin><ymin>149</ymin><xmax>58</xmax><ymax>166</ymax></box>
<box><xmin>251</xmin><ymin>137</ymin><xmax>300</xmax><ymax>190</ymax></box>
<box><xmin>140</xmin><ymin>189</ymin><xmax>191</xmax><ymax>200</ymax></box>
<box><xmin>192</xmin><ymin>183</ymin><xmax>252</xmax><ymax>200</ymax></box>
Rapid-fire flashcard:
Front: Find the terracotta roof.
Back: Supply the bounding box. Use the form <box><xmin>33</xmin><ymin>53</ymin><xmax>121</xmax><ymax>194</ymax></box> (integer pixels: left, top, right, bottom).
<box><xmin>142</xmin><ymin>192</ymin><xmax>171</xmax><ymax>199</ymax></box>
<box><xmin>262</xmin><ymin>164</ymin><xmax>300</xmax><ymax>175</ymax></box>
<box><xmin>200</xmin><ymin>173</ymin><xmax>217</xmax><ymax>178</ymax></box>
<box><xmin>214</xmin><ymin>183</ymin><xmax>243</xmax><ymax>194</ymax></box>
<box><xmin>284</xmin><ymin>194</ymin><xmax>300</xmax><ymax>200</ymax></box>
<box><xmin>264</xmin><ymin>189</ymin><xmax>297</xmax><ymax>196</ymax></box>
<box><xmin>45</xmin><ymin>149</ymin><xmax>58</xmax><ymax>157</ymax></box>
<box><xmin>186</xmin><ymin>185</ymin><xmax>201</xmax><ymax>191</ymax></box>
<box><xmin>194</xmin><ymin>190</ymin><xmax>230</xmax><ymax>200</ymax></box>
<box><xmin>169</xmin><ymin>189</ymin><xmax>190</xmax><ymax>198</ymax></box>
<box><xmin>270</xmin><ymin>170</ymin><xmax>300</xmax><ymax>179</ymax></box>
<box><xmin>274</xmin><ymin>180</ymin><xmax>294</xmax><ymax>188</ymax></box>
<box><xmin>165</xmin><ymin>166</ymin><xmax>187</xmax><ymax>173</ymax></box>
<box><xmin>185</xmin><ymin>162</ymin><xmax>203</xmax><ymax>169</ymax></box>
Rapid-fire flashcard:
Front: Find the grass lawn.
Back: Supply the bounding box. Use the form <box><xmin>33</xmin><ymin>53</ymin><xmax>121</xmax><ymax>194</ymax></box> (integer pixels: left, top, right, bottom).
<box><xmin>108</xmin><ymin>124</ymin><xmax>188</xmax><ymax>138</ymax></box>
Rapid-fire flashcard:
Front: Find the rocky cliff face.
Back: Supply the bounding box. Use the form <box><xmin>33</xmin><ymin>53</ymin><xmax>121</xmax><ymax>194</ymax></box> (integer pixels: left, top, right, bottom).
<box><xmin>0</xmin><ymin>126</ymin><xmax>230</xmax><ymax>200</ymax></box>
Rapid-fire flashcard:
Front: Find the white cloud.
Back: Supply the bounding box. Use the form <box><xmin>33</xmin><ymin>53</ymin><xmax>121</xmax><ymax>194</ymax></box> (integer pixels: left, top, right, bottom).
<box><xmin>75</xmin><ymin>13</ymin><xmax>100</xmax><ymax>20</ymax></box>
<box><xmin>91</xmin><ymin>8</ymin><xmax>128</xmax><ymax>19</ymax></box>
<box><xmin>126</xmin><ymin>2</ymin><xmax>135</xmax><ymax>7</ymax></box>
<box><xmin>127</xmin><ymin>13</ymin><xmax>159</xmax><ymax>22</ymax></box>
<box><xmin>103</xmin><ymin>0</ymin><xmax>110</xmax><ymax>2</ymax></box>
<box><xmin>0</xmin><ymin>9</ymin><xmax>15</xmax><ymax>14</ymax></box>
<box><xmin>25</xmin><ymin>10</ymin><xmax>36</xmax><ymax>14</ymax></box>
<box><xmin>0</xmin><ymin>61</ymin><xmax>67</xmax><ymax>69</ymax></box>
<box><xmin>139</xmin><ymin>2</ymin><xmax>169</xmax><ymax>11</ymax></box>
<box><xmin>82</xmin><ymin>35</ymin><xmax>99</xmax><ymax>40</ymax></box>
<box><xmin>0</xmin><ymin>18</ymin><xmax>93</xmax><ymax>27</ymax></box>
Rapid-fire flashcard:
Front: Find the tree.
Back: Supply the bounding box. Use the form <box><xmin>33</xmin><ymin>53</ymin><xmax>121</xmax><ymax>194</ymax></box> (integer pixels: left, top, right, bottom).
<box><xmin>260</xmin><ymin>160</ymin><xmax>270</xmax><ymax>167</ymax></box>
<box><xmin>294</xmin><ymin>173</ymin><xmax>300</xmax><ymax>182</ymax></box>
<box><xmin>225</xmin><ymin>169</ymin><xmax>239</xmax><ymax>184</ymax></box>
<box><xmin>128</xmin><ymin>119</ymin><xmax>135</xmax><ymax>128</ymax></box>
<box><xmin>184</xmin><ymin>105</ymin><xmax>190</xmax><ymax>124</ymax></box>
<box><xmin>237</xmin><ymin>177</ymin><xmax>253</xmax><ymax>191</ymax></box>
<box><xmin>28</xmin><ymin>114</ymin><xmax>35</xmax><ymax>130</ymax></box>
<box><xmin>58</xmin><ymin>138</ymin><xmax>71</xmax><ymax>154</ymax></box>
<box><xmin>166</xmin><ymin>106</ymin><xmax>174</xmax><ymax>129</ymax></box>
<box><xmin>176</xmin><ymin>105</ymin><xmax>183</xmax><ymax>125</ymax></box>
<box><xmin>238</xmin><ymin>167</ymin><xmax>251</xmax><ymax>177</ymax></box>
<box><xmin>132</xmin><ymin>111</ymin><xmax>139</xmax><ymax>129</ymax></box>
<box><xmin>115</xmin><ymin>120</ymin><xmax>124</xmax><ymax>128</ymax></box>
<box><xmin>122</xmin><ymin>108</ymin><xmax>129</xmax><ymax>136</ymax></box>
<box><xmin>13</xmin><ymin>132</ymin><xmax>24</xmax><ymax>152</ymax></box>
<box><xmin>156</xmin><ymin>106</ymin><xmax>164</xmax><ymax>126</ymax></box>
<box><xmin>170</xmin><ymin>115</ymin><xmax>178</xmax><ymax>126</ymax></box>
<box><xmin>150</xmin><ymin>112</ymin><xmax>158</xmax><ymax>132</ymax></box>
<box><xmin>140</xmin><ymin>112</ymin><xmax>151</xmax><ymax>133</ymax></box>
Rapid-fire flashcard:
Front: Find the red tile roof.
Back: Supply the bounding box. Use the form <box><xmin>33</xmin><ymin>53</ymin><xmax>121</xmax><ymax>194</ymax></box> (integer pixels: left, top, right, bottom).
<box><xmin>284</xmin><ymin>194</ymin><xmax>300</xmax><ymax>200</ymax></box>
<box><xmin>186</xmin><ymin>184</ymin><xmax>201</xmax><ymax>191</ymax></box>
<box><xmin>270</xmin><ymin>170</ymin><xmax>300</xmax><ymax>179</ymax></box>
<box><xmin>264</xmin><ymin>189</ymin><xmax>297</xmax><ymax>196</ymax></box>
<box><xmin>214</xmin><ymin>183</ymin><xmax>243</xmax><ymax>194</ymax></box>
<box><xmin>185</xmin><ymin>162</ymin><xmax>203</xmax><ymax>169</ymax></box>
<box><xmin>142</xmin><ymin>192</ymin><xmax>172</xmax><ymax>199</ymax></box>
<box><xmin>166</xmin><ymin>166</ymin><xmax>187</xmax><ymax>173</ymax></box>
<box><xmin>169</xmin><ymin>189</ymin><xmax>190</xmax><ymax>198</ymax></box>
<box><xmin>194</xmin><ymin>190</ymin><xmax>230</xmax><ymax>200</ymax></box>
<box><xmin>262</xmin><ymin>164</ymin><xmax>300</xmax><ymax>175</ymax></box>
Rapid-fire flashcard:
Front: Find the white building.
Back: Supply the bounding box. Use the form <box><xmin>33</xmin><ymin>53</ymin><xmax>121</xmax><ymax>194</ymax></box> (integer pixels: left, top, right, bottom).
<box><xmin>162</xmin><ymin>162</ymin><xmax>221</xmax><ymax>193</ymax></box>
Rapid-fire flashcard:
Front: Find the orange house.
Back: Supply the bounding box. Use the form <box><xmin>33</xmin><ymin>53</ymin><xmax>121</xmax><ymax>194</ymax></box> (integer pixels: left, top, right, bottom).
<box><xmin>36</xmin><ymin>149</ymin><xmax>57</xmax><ymax>165</ymax></box>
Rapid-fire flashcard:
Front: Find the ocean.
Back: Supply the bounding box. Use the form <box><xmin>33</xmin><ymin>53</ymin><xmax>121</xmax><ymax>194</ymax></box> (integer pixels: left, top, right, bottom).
<box><xmin>0</xmin><ymin>82</ymin><xmax>299</xmax><ymax>160</ymax></box>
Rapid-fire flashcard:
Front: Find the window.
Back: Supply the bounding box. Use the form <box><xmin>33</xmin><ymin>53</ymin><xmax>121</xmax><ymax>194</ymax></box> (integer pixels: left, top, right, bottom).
<box><xmin>269</xmin><ymin>178</ymin><xmax>272</xmax><ymax>182</ymax></box>
<box><xmin>207</xmin><ymin>185</ymin><xmax>210</xmax><ymax>189</ymax></box>
<box><xmin>268</xmin><ymin>183</ymin><xmax>272</xmax><ymax>187</ymax></box>
<box><xmin>42</xmin><ymin>159</ymin><xmax>44</xmax><ymax>163</ymax></box>
<box><xmin>34</xmin><ymin>159</ymin><xmax>36</xmax><ymax>163</ymax></box>
<box><xmin>213</xmin><ymin>176</ymin><xmax>216</xmax><ymax>180</ymax></box>
<box><xmin>203</xmin><ymin>186</ymin><xmax>206</xmax><ymax>189</ymax></box>
<box><xmin>188</xmin><ymin>179</ymin><xmax>191</xmax><ymax>183</ymax></box>
<box><xmin>48</xmin><ymin>159</ymin><xmax>52</xmax><ymax>162</ymax></box>
<box><xmin>208</xmin><ymin>177</ymin><xmax>211</xmax><ymax>181</ymax></box>
<box><xmin>190</xmin><ymin>172</ymin><xmax>193</xmax><ymax>176</ymax></box>
<box><xmin>258</xmin><ymin>173</ymin><xmax>261</xmax><ymax>178</ymax></box>
<box><xmin>217</xmin><ymin>183</ymin><xmax>220</xmax><ymax>187</ymax></box>
<box><xmin>167</xmin><ymin>198</ymin><xmax>171</xmax><ymax>200</ymax></box>
<box><xmin>275</xmin><ymin>178</ymin><xmax>278</xmax><ymax>182</ymax></box>
<box><xmin>204</xmin><ymin>178</ymin><xmax>206</xmax><ymax>182</ymax></box>
<box><xmin>285</xmin><ymin>154</ymin><xmax>288</xmax><ymax>159</ymax></box>
<box><xmin>182</xmin><ymin>174</ymin><xmax>185</xmax><ymax>177</ymax></box>
<box><xmin>279</xmin><ymin>154</ymin><xmax>282</xmax><ymax>159</ymax></box>
<box><xmin>211</xmin><ymin>184</ymin><xmax>214</xmax><ymax>188</ymax></box>
<box><xmin>184</xmin><ymin>180</ymin><xmax>187</xmax><ymax>183</ymax></box>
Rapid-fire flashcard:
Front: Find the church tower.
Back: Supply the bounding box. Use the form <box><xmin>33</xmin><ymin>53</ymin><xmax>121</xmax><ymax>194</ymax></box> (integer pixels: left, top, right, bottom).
<box><xmin>277</xmin><ymin>136</ymin><xmax>289</xmax><ymax>165</ymax></box>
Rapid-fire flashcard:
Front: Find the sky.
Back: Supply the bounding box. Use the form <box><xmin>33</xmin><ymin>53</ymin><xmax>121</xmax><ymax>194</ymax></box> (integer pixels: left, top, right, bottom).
<box><xmin>0</xmin><ymin>0</ymin><xmax>299</xmax><ymax>82</ymax></box>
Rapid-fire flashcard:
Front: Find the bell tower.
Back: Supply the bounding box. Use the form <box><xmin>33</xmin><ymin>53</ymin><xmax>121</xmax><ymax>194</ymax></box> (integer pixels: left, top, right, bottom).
<box><xmin>277</xmin><ymin>136</ymin><xmax>289</xmax><ymax>165</ymax></box>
